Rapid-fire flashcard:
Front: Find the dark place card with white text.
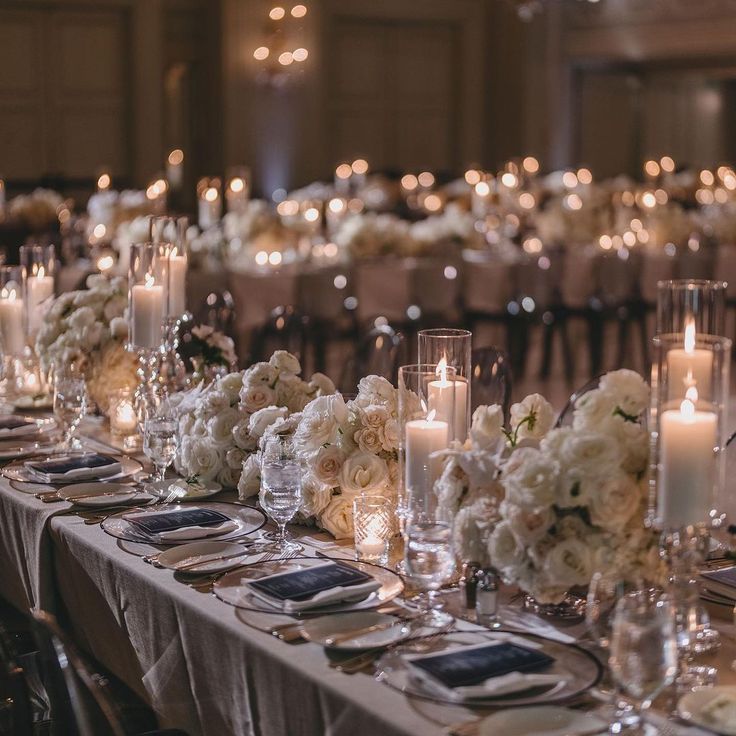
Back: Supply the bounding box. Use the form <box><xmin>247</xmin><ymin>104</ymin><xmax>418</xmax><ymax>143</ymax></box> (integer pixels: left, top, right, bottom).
<box><xmin>0</xmin><ymin>417</ymin><xmax>34</xmax><ymax>430</ymax></box>
<box><xmin>28</xmin><ymin>453</ymin><xmax>116</xmax><ymax>475</ymax></box>
<box><xmin>123</xmin><ymin>508</ymin><xmax>231</xmax><ymax>535</ymax></box>
<box><xmin>410</xmin><ymin>642</ymin><xmax>555</xmax><ymax>688</ymax></box>
<box><xmin>248</xmin><ymin>563</ymin><xmax>374</xmax><ymax>601</ymax></box>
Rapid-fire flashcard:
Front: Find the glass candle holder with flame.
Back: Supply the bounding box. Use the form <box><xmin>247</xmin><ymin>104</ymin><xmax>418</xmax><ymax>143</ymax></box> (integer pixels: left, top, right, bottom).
<box><xmin>20</xmin><ymin>244</ymin><xmax>55</xmax><ymax>339</ymax></box>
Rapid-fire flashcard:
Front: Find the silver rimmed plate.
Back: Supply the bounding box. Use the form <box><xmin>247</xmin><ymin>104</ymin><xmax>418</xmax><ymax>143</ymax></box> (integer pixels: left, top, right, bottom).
<box><xmin>156</xmin><ymin>541</ymin><xmax>253</xmax><ymax>575</ymax></box>
<box><xmin>678</xmin><ymin>686</ymin><xmax>736</xmax><ymax>735</ymax></box>
<box><xmin>58</xmin><ymin>482</ymin><xmax>153</xmax><ymax>508</ymax></box>
<box><xmin>2</xmin><ymin>453</ymin><xmax>142</xmax><ymax>485</ymax></box>
<box><xmin>145</xmin><ymin>478</ymin><xmax>222</xmax><ymax>501</ymax></box>
<box><xmin>0</xmin><ymin>415</ymin><xmax>55</xmax><ymax>441</ymax></box>
<box><xmin>375</xmin><ymin>630</ymin><xmax>602</xmax><ymax>708</ymax></box>
<box><xmin>213</xmin><ymin>556</ymin><xmax>404</xmax><ymax>614</ymax></box>
<box><xmin>100</xmin><ymin>502</ymin><xmax>266</xmax><ymax>546</ymax></box>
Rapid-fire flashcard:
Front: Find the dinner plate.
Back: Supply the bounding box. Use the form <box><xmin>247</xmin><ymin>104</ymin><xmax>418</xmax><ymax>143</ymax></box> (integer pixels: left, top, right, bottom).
<box><xmin>2</xmin><ymin>453</ymin><xmax>142</xmax><ymax>484</ymax></box>
<box><xmin>156</xmin><ymin>541</ymin><xmax>253</xmax><ymax>575</ymax></box>
<box><xmin>58</xmin><ymin>482</ymin><xmax>153</xmax><ymax>508</ymax></box>
<box><xmin>145</xmin><ymin>478</ymin><xmax>222</xmax><ymax>501</ymax></box>
<box><xmin>213</xmin><ymin>556</ymin><xmax>404</xmax><ymax>614</ymax></box>
<box><xmin>100</xmin><ymin>502</ymin><xmax>266</xmax><ymax>546</ymax></box>
<box><xmin>300</xmin><ymin>611</ymin><xmax>412</xmax><ymax>650</ymax></box>
<box><xmin>478</xmin><ymin>706</ymin><xmax>607</xmax><ymax>736</ymax></box>
<box><xmin>0</xmin><ymin>438</ymin><xmax>48</xmax><ymax>461</ymax></box>
<box><xmin>678</xmin><ymin>686</ymin><xmax>736</xmax><ymax>735</ymax></box>
<box><xmin>375</xmin><ymin>630</ymin><xmax>602</xmax><ymax>708</ymax></box>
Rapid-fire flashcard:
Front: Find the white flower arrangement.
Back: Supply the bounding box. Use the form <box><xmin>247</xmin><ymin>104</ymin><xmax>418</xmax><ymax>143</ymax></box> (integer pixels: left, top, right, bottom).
<box><xmin>334</xmin><ymin>212</ymin><xmax>419</xmax><ymax>259</ymax></box>
<box><xmin>409</xmin><ymin>204</ymin><xmax>484</xmax><ymax>251</ymax></box>
<box><xmin>237</xmin><ymin>374</ymin><xmax>400</xmax><ymax>540</ymax></box>
<box><xmin>8</xmin><ymin>188</ymin><xmax>63</xmax><ymax>230</ymax></box>
<box><xmin>172</xmin><ymin>351</ymin><xmax>335</xmax><ymax>489</ymax></box>
<box><xmin>35</xmin><ymin>274</ymin><xmax>137</xmax><ymax>413</ymax></box>
<box><xmin>435</xmin><ymin>369</ymin><xmax>659</xmax><ymax>605</ymax></box>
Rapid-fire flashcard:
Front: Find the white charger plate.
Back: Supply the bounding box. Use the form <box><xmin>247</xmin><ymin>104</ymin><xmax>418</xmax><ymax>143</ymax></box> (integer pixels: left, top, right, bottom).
<box><xmin>58</xmin><ymin>482</ymin><xmax>153</xmax><ymax>508</ymax></box>
<box><xmin>213</xmin><ymin>556</ymin><xmax>404</xmax><ymax>615</ymax></box>
<box><xmin>146</xmin><ymin>478</ymin><xmax>222</xmax><ymax>501</ymax></box>
<box><xmin>479</xmin><ymin>706</ymin><xmax>607</xmax><ymax>736</ymax></box>
<box><xmin>156</xmin><ymin>541</ymin><xmax>253</xmax><ymax>575</ymax></box>
<box><xmin>679</xmin><ymin>686</ymin><xmax>736</xmax><ymax>735</ymax></box>
<box><xmin>300</xmin><ymin>611</ymin><xmax>412</xmax><ymax>650</ymax></box>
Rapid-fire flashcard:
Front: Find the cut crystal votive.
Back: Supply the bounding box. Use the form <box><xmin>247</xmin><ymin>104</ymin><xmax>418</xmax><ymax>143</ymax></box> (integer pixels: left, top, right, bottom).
<box><xmin>353</xmin><ymin>494</ymin><xmax>393</xmax><ymax>565</ymax></box>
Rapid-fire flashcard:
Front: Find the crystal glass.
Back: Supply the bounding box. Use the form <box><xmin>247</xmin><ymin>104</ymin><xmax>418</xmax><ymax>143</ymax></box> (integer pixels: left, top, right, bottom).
<box><xmin>353</xmin><ymin>494</ymin><xmax>392</xmax><ymax>564</ymax></box>
<box><xmin>397</xmin><ymin>363</ymin><xmax>456</xmax><ymax>526</ymax></box>
<box><xmin>609</xmin><ymin>591</ymin><xmax>678</xmax><ymax>734</ymax></box>
<box><xmin>259</xmin><ymin>435</ymin><xmax>303</xmax><ymax>554</ymax></box>
<box><xmin>20</xmin><ymin>244</ymin><xmax>55</xmax><ymax>338</ymax></box>
<box><xmin>417</xmin><ymin>328</ymin><xmax>471</xmax><ymax>442</ymax></box>
<box><xmin>53</xmin><ymin>372</ymin><xmax>87</xmax><ymax>451</ymax></box>
<box><xmin>109</xmin><ymin>387</ymin><xmax>140</xmax><ymax>450</ymax></box>
<box><xmin>404</xmin><ymin>520</ymin><xmax>456</xmax><ymax>629</ymax></box>
<box><xmin>143</xmin><ymin>414</ymin><xmax>178</xmax><ymax>482</ymax></box>
<box><xmin>656</xmin><ymin>279</ymin><xmax>726</xmax><ymax>337</ymax></box>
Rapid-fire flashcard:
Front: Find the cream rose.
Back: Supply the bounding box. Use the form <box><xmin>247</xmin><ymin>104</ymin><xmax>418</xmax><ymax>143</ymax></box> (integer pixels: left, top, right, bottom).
<box><xmin>308</xmin><ymin>372</ymin><xmax>336</xmax><ymax>396</ymax></box>
<box><xmin>237</xmin><ymin>453</ymin><xmax>261</xmax><ymax>499</ymax></box>
<box><xmin>501</xmin><ymin>447</ymin><xmax>558</xmax><ymax>508</ymax></box>
<box><xmin>300</xmin><ymin>474</ymin><xmax>334</xmax><ymax>518</ymax></box>
<box><xmin>243</xmin><ymin>362</ymin><xmax>278</xmax><ymax>387</ymax></box>
<box><xmin>248</xmin><ymin>405</ymin><xmax>288</xmax><ymax>438</ymax></box>
<box><xmin>311</xmin><ymin>445</ymin><xmax>345</xmax><ymax>486</ymax></box>
<box><xmin>241</xmin><ymin>385</ymin><xmax>276</xmax><ymax>413</ymax></box>
<box><xmin>572</xmin><ymin>389</ymin><xmax>616</xmax><ymax>430</ymax></box>
<box><xmin>557</xmin><ymin>431</ymin><xmax>618</xmax><ymax>479</ymax></box>
<box><xmin>542</xmin><ymin>537</ymin><xmax>593</xmax><ymax>589</ymax></box>
<box><xmin>232</xmin><ymin>419</ymin><xmax>257</xmax><ymax>451</ymax></box>
<box><xmin>318</xmin><ymin>495</ymin><xmax>354</xmax><ymax>539</ymax></box>
<box><xmin>501</xmin><ymin>500</ymin><xmax>554</xmax><ymax>545</ymax></box>
<box><xmin>382</xmin><ymin>418</ymin><xmax>399</xmax><ymax>451</ymax></box>
<box><xmin>588</xmin><ymin>472</ymin><xmax>641</xmax><ymax>532</ymax></box>
<box><xmin>488</xmin><ymin>521</ymin><xmax>526</xmax><ymax>578</ymax></box>
<box><xmin>355</xmin><ymin>427</ymin><xmax>384</xmax><ymax>454</ymax></box>
<box><xmin>225</xmin><ymin>446</ymin><xmax>247</xmax><ymax>470</ymax></box>
<box><xmin>184</xmin><ymin>437</ymin><xmax>223</xmax><ymax>481</ymax></box>
<box><xmin>360</xmin><ymin>404</ymin><xmax>389</xmax><ymax>429</ymax></box>
<box><xmin>269</xmin><ymin>350</ymin><xmax>301</xmax><ymax>376</ymax></box>
<box><xmin>470</xmin><ymin>404</ymin><xmax>504</xmax><ymax>450</ymax></box>
<box><xmin>599</xmin><ymin>368</ymin><xmax>649</xmax><ymax>418</ymax></box>
<box><xmin>219</xmin><ymin>372</ymin><xmax>245</xmax><ymax>403</ymax></box>
<box><xmin>338</xmin><ymin>451</ymin><xmax>389</xmax><ymax>495</ymax></box>
<box><xmin>207</xmin><ymin>407</ymin><xmax>241</xmax><ymax>446</ymax></box>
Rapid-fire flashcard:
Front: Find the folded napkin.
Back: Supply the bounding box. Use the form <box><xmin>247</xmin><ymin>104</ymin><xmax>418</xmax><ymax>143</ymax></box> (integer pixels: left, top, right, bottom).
<box><xmin>0</xmin><ymin>417</ymin><xmax>38</xmax><ymax>438</ymax></box>
<box><xmin>247</xmin><ymin>561</ymin><xmax>381</xmax><ymax>613</ymax></box>
<box><xmin>156</xmin><ymin>520</ymin><xmax>239</xmax><ymax>542</ymax></box>
<box><xmin>26</xmin><ymin>453</ymin><xmax>121</xmax><ymax>482</ymax></box>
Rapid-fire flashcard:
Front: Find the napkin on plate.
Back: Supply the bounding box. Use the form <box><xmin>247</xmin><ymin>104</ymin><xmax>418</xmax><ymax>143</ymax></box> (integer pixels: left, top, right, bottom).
<box><xmin>156</xmin><ymin>520</ymin><xmax>239</xmax><ymax>542</ymax></box>
<box><xmin>406</xmin><ymin>641</ymin><xmax>560</xmax><ymax>703</ymax></box>
<box><xmin>247</xmin><ymin>561</ymin><xmax>382</xmax><ymax>613</ymax></box>
<box><xmin>25</xmin><ymin>453</ymin><xmax>121</xmax><ymax>482</ymax></box>
<box><xmin>0</xmin><ymin>417</ymin><xmax>38</xmax><ymax>438</ymax></box>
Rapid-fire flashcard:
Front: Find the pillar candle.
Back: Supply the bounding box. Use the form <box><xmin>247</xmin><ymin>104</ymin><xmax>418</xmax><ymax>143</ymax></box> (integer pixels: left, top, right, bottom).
<box><xmin>658</xmin><ymin>396</ymin><xmax>717</xmax><ymax>528</ymax></box>
<box><xmin>429</xmin><ymin>377</ymin><xmax>468</xmax><ymax>443</ymax></box>
<box><xmin>26</xmin><ymin>269</ymin><xmax>54</xmax><ymax>335</ymax></box>
<box><xmin>198</xmin><ymin>188</ymin><xmax>221</xmax><ymax>230</ymax></box>
<box><xmin>131</xmin><ymin>277</ymin><xmax>164</xmax><ymax>349</ymax></box>
<box><xmin>405</xmin><ymin>416</ymin><xmax>448</xmax><ymax>509</ymax></box>
<box><xmin>0</xmin><ymin>288</ymin><xmax>25</xmax><ymax>355</ymax></box>
<box><xmin>667</xmin><ymin>320</ymin><xmax>713</xmax><ymax>400</ymax></box>
<box><xmin>168</xmin><ymin>250</ymin><xmax>187</xmax><ymax>317</ymax></box>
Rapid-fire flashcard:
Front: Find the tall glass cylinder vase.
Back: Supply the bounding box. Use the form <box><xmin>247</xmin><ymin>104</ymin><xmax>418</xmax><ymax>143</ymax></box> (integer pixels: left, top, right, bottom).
<box><xmin>656</xmin><ymin>279</ymin><xmax>726</xmax><ymax>337</ymax></box>
<box><xmin>129</xmin><ymin>242</ymin><xmax>168</xmax><ymax>428</ymax></box>
<box><xmin>417</xmin><ymin>328</ymin><xmax>471</xmax><ymax>442</ymax></box>
<box><xmin>161</xmin><ymin>218</ymin><xmax>189</xmax><ymax>390</ymax></box>
<box><xmin>0</xmin><ymin>266</ymin><xmax>26</xmax><ymax>398</ymax></box>
<box><xmin>20</xmin><ymin>244</ymin><xmax>55</xmax><ymax>340</ymax></box>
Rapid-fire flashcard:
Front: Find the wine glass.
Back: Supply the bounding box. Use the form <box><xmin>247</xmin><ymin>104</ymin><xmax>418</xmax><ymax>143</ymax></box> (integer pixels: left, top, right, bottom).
<box><xmin>403</xmin><ymin>520</ymin><xmax>456</xmax><ymax>629</ymax></box>
<box><xmin>259</xmin><ymin>435</ymin><xmax>303</xmax><ymax>554</ymax></box>
<box><xmin>143</xmin><ymin>415</ymin><xmax>179</xmax><ymax>482</ymax></box>
<box><xmin>53</xmin><ymin>373</ymin><xmax>87</xmax><ymax>451</ymax></box>
<box><xmin>609</xmin><ymin>591</ymin><xmax>678</xmax><ymax>734</ymax></box>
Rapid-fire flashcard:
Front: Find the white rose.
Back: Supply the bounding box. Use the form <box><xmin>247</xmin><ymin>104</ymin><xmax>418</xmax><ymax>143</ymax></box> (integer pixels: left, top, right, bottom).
<box><xmin>219</xmin><ymin>372</ymin><xmax>245</xmax><ymax>403</ymax></box>
<box><xmin>275</xmin><ymin>375</ymin><xmax>310</xmax><ymax>413</ymax></box>
<box><xmin>572</xmin><ymin>388</ymin><xmax>617</xmax><ymax>430</ymax></box>
<box><xmin>191</xmin><ymin>418</ymin><xmax>207</xmax><ymax>436</ymax></box>
<box><xmin>360</xmin><ymin>404</ymin><xmax>389</xmax><ymax>429</ymax></box>
<box><xmin>199</xmin><ymin>389</ymin><xmax>230</xmax><ymax>418</ymax></box>
<box><xmin>382</xmin><ymin>418</ymin><xmax>399</xmax><ymax>451</ymax></box>
<box><xmin>269</xmin><ymin>350</ymin><xmax>301</xmax><ymax>376</ymax></box>
<box><xmin>355</xmin><ymin>427</ymin><xmax>383</xmax><ymax>454</ymax></box>
<box><xmin>185</xmin><ymin>437</ymin><xmax>223</xmax><ymax>481</ymax></box>
<box><xmin>300</xmin><ymin>474</ymin><xmax>334</xmax><ymax>518</ymax></box>
<box><xmin>501</xmin><ymin>500</ymin><xmax>554</xmax><ymax>545</ymax></box>
<box><xmin>103</xmin><ymin>294</ymin><xmax>126</xmax><ymax>321</ymax></box>
<box><xmin>435</xmin><ymin>456</ymin><xmax>467</xmax><ymax>518</ymax></box>
<box><xmin>588</xmin><ymin>472</ymin><xmax>642</xmax><ymax>532</ymax></box>
<box><xmin>178</xmin><ymin>412</ymin><xmax>196</xmax><ymax>437</ymax></box>
<box><xmin>217</xmin><ymin>465</ymin><xmax>240</xmax><ymax>489</ymax></box>
<box><xmin>501</xmin><ymin>447</ymin><xmax>558</xmax><ymax>508</ymax></box>
<box><xmin>241</xmin><ymin>384</ymin><xmax>276</xmax><ymax>413</ymax></box>
<box><xmin>232</xmin><ymin>419</ymin><xmax>257</xmax><ymax>451</ymax></box>
<box><xmin>207</xmin><ymin>407</ymin><xmax>241</xmax><ymax>446</ymax></box>
<box><xmin>311</xmin><ymin>445</ymin><xmax>345</xmax><ymax>486</ymax></box>
<box><xmin>68</xmin><ymin>306</ymin><xmax>96</xmax><ymax>330</ymax></box>
<box><xmin>510</xmin><ymin>394</ymin><xmax>555</xmax><ymax>441</ymax></box>
<box><xmin>248</xmin><ymin>405</ymin><xmax>288</xmax><ymax>438</ymax></box>
<box><xmin>308</xmin><ymin>372</ymin><xmax>336</xmax><ymax>396</ymax></box>
<box><xmin>237</xmin><ymin>453</ymin><xmax>261</xmax><ymax>499</ymax></box>
<box><xmin>306</xmin><ymin>394</ymin><xmax>348</xmax><ymax>426</ymax></box>
<box><xmin>470</xmin><ymin>404</ymin><xmax>504</xmax><ymax>450</ymax></box>
<box><xmin>338</xmin><ymin>451</ymin><xmax>389</xmax><ymax>495</ymax></box>
<box><xmin>225</xmin><ymin>446</ymin><xmax>247</xmax><ymax>470</ymax></box>
<box><xmin>488</xmin><ymin>521</ymin><xmax>526</xmax><ymax>578</ymax></box>
<box><xmin>557</xmin><ymin>431</ymin><xmax>619</xmax><ymax>480</ymax></box>
<box><xmin>452</xmin><ymin>498</ymin><xmax>497</xmax><ymax>566</ymax></box>
<box><xmin>543</xmin><ymin>537</ymin><xmax>593</xmax><ymax>589</ymax></box>
<box><xmin>599</xmin><ymin>368</ymin><xmax>649</xmax><ymax>418</ymax></box>
<box><xmin>294</xmin><ymin>403</ymin><xmax>341</xmax><ymax>453</ymax></box>
<box><xmin>243</xmin><ymin>362</ymin><xmax>277</xmax><ymax>387</ymax></box>
<box><xmin>318</xmin><ymin>495</ymin><xmax>354</xmax><ymax>539</ymax></box>
<box><xmin>357</xmin><ymin>375</ymin><xmax>395</xmax><ymax>403</ymax></box>
<box><xmin>599</xmin><ymin>414</ymin><xmax>649</xmax><ymax>475</ymax></box>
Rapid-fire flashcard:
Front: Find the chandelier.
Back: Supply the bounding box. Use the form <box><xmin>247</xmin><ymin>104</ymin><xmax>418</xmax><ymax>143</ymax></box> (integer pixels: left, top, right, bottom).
<box><xmin>252</xmin><ymin>4</ymin><xmax>309</xmax><ymax>85</ymax></box>
<box><xmin>510</xmin><ymin>0</ymin><xmax>601</xmax><ymax>22</ymax></box>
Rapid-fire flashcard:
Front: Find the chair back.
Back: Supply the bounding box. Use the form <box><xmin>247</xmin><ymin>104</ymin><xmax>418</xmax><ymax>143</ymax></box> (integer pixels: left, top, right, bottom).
<box><xmin>355</xmin><ymin>324</ymin><xmax>403</xmax><ymax>386</ymax></box>
<box><xmin>297</xmin><ymin>266</ymin><xmax>350</xmax><ymax>321</ymax></box>
<box><xmin>30</xmin><ymin>609</ymin><xmax>125</xmax><ymax>736</ymax></box>
<box><xmin>409</xmin><ymin>259</ymin><xmax>460</xmax><ymax>317</ymax></box>
<box><xmin>678</xmin><ymin>247</ymin><xmax>714</xmax><ymax>281</ymax></box>
<box><xmin>353</xmin><ymin>260</ymin><xmax>412</xmax><ymax>323</ymax></box>
<box><xmin>560</xmin><ymin>247</ymin><xmax>597</xmax><ymax>309</ymax></box>
<box><xmin>461</xmin><ymin>252</ymin><xmax>514</xmax><ymax>314</ymax></box>
<box><xmin>596</xmin><ymin>252</ymin><xmax>636</xmax><ymax>305</ymax></box>
<box><xmin>470</xmin><ymin>346</ymin><xmax>513</xmax><ymax>421</ymax></box>
<box><xmin>195</xmin><ymin>290</ymin><xmax>235</xmax><ymax>334</ymax></box>
<box><xmin>250</xmin><ymin>305</ymin><xmax>310</xmax><ymax>365</ymax></box>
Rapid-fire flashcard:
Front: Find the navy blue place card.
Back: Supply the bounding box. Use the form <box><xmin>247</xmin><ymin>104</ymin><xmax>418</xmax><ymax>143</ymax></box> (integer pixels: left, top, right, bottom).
<box><xmin>0</xmin><ymin>416</ymin><xmax>34</xmax><ymax>430</ymax></box>
<box><xmin>248</xmin><ymin>562</ymin><xmax>374</xmax><ymax>602</ymax></box>
<box><xmin>410</xmin><ymin>642</ymin><xmax>554</xmax><ymax>689</ymax></box>
<box><xmin>28</xmin><ymin>453</ymin><xmax>116</xmax><ymax>475</ymax></box>
<box><xmin>123</xmin><ymin>507</ymin><xmax>231</xmax><ymax>535</ymax></box>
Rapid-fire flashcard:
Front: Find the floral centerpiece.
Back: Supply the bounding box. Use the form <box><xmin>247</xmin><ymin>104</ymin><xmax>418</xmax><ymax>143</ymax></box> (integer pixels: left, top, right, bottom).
<box><xmin>436</xmin><ymin>369</ymin><xmax>659</xmax><ymax>605</ymax></box>
<box><xmin>170</xmin><ymin>351</ymin><xmax>335</xmax><ymax>489</ymax></box>
<box><xmin>238</xmin><ymin>375</ymin><xmax>400</xmax><ymax>540</ymax></box>
<box><xmin>8</xmin><ymin>188</ymin><xmax>64</xmax><ymax>231</ymax></box>
<box><xmin>178</xmin><ymin>325</ymin><xmax>237</xmax><ymax>383</ymax></box>
<box><xmin>334</xmin><ymin>212</ymin><xmax>419</xmax><ymax>259</ymax></box>
<box><xmin>35</xmin><ymin>274</ymin><xmax>138</xmax><ymax>414</ymax></box>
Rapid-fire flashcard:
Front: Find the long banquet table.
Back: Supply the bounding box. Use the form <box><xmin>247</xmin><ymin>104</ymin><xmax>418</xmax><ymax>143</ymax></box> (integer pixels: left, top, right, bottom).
<box><xmin>2</xmin><ymin>421</ymin><xmax>736</xmax><ymax>736</ymax></box>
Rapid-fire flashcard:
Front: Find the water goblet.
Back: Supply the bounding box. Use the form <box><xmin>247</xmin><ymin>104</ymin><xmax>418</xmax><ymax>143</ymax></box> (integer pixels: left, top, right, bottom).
<box><xmin>143</xmin><ymin>415</ymin><xmax>179</xmax><ymax>482</ymax></box>
<box><xmin>609</xmin><ymin>590</ymin><xmax>678</xmax><ymax>734</ymax></box>
<box><xmin>259</xmin><ymin>435</ymin><xmax>303</xmax><ymax>554</ymax></box>
<box><xmin>403</xmin><ymin>520</ymin><xmax>456</xmax><ymax>629</ymax></box>
<box><xmin>53</xmin><ymin>373</ymin><xmax>87</xmax><ymax>451</ymax></box>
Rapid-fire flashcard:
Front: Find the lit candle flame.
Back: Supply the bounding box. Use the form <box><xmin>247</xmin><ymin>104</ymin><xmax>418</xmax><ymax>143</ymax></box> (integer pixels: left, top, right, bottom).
<box><xmin>426</xmin><ymin>409</ymin><xmax>436</xmax><ymax>422</ymax></box>
<box><xmin>680</xmin><ymin>397</ymin><xmax>696</xmax><ymax>419</ymax></box>
<box><xmin>685</xmin><ymin>385</ymin><xmax>698</xmax><ymax>403</ymax></box>
<box><xmin>144</xmin><ymin>274</ymin><xmax>155</xmax><ymax>289</ymax></box>
<box><xmin>37</xmin><ymin>265</ymin><xmax>45</xmax><ymax>279</ymax></box>
<box><xmin>436</xmin><ymin>356</ymin><xmax>448</xmax><ymax>382</ymax></box>
<box><xmin>2</xmin><ymin>287</ymin><xmax>15</xmax><ymax>301</ymax></box>
<box><xmin>684</xmin><ymin>318</ymin><xmax>696</xmax><ymax>354</ymax></box>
